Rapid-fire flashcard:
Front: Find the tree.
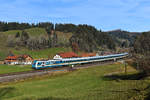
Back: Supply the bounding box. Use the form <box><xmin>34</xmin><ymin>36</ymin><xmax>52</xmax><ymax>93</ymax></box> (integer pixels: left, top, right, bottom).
<box><xmin>20</xmin><ymin>30</ymin><xmax>30</xmax><ymax>46</ymax></box>
<box><xmin>7</xmin><ymin>35</ymin><xmax>15</xmax><ymax>47</ymax></box>
<box><xmin>134</xmin><ymin>32</ymin><xmax>150</xmax><ymax>55</ymax></box>
<box><xmin>70</xmin><ymin>25</ymin><xmax>116</xmax><ymax>52</ymax></box>
<box><xmin>72</xmin><ymin>43</ymin><xmax>80</xmax><ymax>52</ymax></box>
<box><xmin>21</xmin><ymin>30</ymin><xmax>29</xmax><ymax>41</ymax></box>
<box><xmin>50</xmin><ymin>31</ymin><xmax>58</xmax><ymax>47</ymax></box>
<box><xmin>55</xmin><ymin>24</ymin><xmax>77</xmax><ymax>33</ymax></box>
<box><xmin>15</xmin><ymin>32</ymin><xmax>20</xmax><ymax>38</ymax></box>
<box><xmin>70</xmin><ymin>25</ymin><xmax>98</xmax><ymax>52</ymax></box>
<box><xmin>133</xmin><ymin>32</ymin><xmax>150</xmax><ymax>75</ymax></box>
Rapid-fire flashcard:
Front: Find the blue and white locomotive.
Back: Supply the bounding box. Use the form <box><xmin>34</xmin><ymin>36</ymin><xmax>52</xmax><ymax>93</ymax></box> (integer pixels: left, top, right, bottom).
<box><xmin>32</xmin><ymin>53</ymin><xmax>128</xmax><ymax>69</ymax></box>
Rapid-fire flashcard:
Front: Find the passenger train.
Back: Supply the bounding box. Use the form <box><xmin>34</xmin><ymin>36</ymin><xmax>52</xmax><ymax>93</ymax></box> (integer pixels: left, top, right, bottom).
<box><xmin>32</xmin><ymin>53</ymin><xmax>128</xmax><ymax>69</ymax></box>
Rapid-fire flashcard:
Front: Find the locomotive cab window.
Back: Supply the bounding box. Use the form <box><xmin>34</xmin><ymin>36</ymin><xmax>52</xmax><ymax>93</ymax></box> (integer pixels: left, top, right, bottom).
<box><xmin>37</xmin><ymin>62</ymin><xmax>42</xmax><ymax>65</ymax></box>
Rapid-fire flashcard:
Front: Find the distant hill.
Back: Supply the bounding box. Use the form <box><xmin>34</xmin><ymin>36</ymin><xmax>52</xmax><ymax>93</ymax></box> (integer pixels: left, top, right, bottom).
<box><xmin>107</xmin><ymin>29</ymin><xmax>140</xmax><ymax>47</ymax></box>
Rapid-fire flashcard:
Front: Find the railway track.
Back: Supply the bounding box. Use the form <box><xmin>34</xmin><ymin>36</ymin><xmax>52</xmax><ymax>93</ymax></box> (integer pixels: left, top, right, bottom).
<box><xmin>0</xmin><ymin>67</ymin><xmax>69</xmax><ymax>83</ymax></box>
<box><xmin>0</xmin><ymin>60</ymin><xmax>121</xmax><ymax>83</ymax></box>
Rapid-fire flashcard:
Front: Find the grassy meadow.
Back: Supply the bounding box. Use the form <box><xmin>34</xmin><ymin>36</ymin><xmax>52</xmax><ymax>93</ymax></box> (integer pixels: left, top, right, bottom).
<box><xmin>0</xmin><ymin>46</ymin><xmax>71</xmax><ymax>60</ymax></box>
<box><xmin>0</xmin><ymin>65</ymin><xmax>32</xmax><ymax>74</ymax></box>
<box><xmin>0</xmin><ymin>63</ymin><xmax>148</xmax><ymax>100</ymax></box>
<box><xmin>3</xmin><ymin>28</ymin><xmax>47</xmax><ymax>36</ymax></box>
<box><xmin>13</xmin><ymin>47</ymin><xmax>72</xmax><ymax>59</ymax></box>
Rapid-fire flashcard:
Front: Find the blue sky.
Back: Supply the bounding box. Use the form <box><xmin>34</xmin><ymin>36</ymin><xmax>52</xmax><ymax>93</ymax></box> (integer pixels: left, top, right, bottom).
<box><xmin>0</xmin><ymin>0</ymin><xmax>150</xmax><ymax>32</ymax></box>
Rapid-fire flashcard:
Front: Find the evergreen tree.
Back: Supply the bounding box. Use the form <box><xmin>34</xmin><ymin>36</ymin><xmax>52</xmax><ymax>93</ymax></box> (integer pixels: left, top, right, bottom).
<box><xmin>21</xmin><ymin>30</ymin><xmax>29</xmax><ymax>41</ymax></box>
<box><xmin>133</xmin><ymin>32</ymin><xmax>150</xmax><ymax>75</ymax></box>
<box><xmin>15</xmin><ymin>32</ymin><xmax>20</xmax><ymax>38</ymax></box>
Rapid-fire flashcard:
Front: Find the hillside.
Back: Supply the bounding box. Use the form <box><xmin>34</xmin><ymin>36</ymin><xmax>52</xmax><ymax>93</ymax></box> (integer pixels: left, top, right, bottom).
<box><xmin>0</xmin><ymin>23</ymin><xmax>141</xmax><ymax>60</ymax></box>
<box><xmin>70</xmin><ymin>25</ymin><xmax>116</xmax><ymax>52</ymax></box>
<box><xmin>0</xmin><ymin>27</ymin><xmax>72</xmax><ymax>60</ymax></box>
<box><xmin>108</xmin><ymin>29</ymin><xmax>140</xmax><ymax>47</ymax></box>
<box><xmin>0</xmin><ymin>24</ymin><xmax>118</xmax><ymax>60</ymax></box>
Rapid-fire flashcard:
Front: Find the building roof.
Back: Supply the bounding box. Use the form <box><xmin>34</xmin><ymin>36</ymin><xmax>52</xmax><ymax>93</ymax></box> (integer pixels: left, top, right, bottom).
<box><xmin>58</xmin><ymin>52</ymin><xmax>78</xmax><ymax>58</ymax></box>
<box><xmin>5</xmin><ymin>56</ymin><xmax>18</xmax><ymax>60</ymax></box>
<box><xmin>80</xmin><ymin>53</ymin><xmax>96</xmax><ymax>57</ymax></box>
<box><xmin>19</xmin><ymin>54</ymin><xmax>33</xmax><ymax>59</ymax></box>
<box><xmin>5</xmin><ymin>54</ymin><xmax>33</xmax><ymax>61</ymax></box>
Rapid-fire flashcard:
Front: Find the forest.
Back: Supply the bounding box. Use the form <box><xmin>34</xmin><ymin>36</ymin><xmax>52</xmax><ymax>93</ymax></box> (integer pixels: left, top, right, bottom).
<box><xmin>0</xmin><ymin>21</ymin><xmax>139</xmax><ymax>52</ymax></box>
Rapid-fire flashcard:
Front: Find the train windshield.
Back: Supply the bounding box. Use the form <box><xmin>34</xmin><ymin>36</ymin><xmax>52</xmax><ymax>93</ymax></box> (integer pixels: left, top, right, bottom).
<box><xmin>33</xmin><ymin>60</ymin><xmax>37</xmax><ymax>65</ymax></box>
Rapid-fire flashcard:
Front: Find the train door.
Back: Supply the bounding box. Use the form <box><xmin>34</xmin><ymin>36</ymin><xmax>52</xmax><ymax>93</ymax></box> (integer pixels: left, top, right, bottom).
<box><xmin>41</xmin><ymin>62</ymin><xmax>45</xmax><ymax>67</ymax></box>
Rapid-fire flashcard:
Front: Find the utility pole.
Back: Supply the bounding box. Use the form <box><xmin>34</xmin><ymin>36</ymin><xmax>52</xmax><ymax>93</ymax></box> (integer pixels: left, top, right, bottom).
<box><xmin>124</xmin><ymin>61</ymin><xmax>127</xmax><ymax>74</ymax></box>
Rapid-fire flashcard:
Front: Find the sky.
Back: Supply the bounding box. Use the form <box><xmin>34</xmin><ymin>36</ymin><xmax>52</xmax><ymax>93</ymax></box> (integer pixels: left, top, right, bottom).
<box><xmin>0</xmin><ymin>0</ymin><xmax>150</xmax><ymax>32</ymax></box>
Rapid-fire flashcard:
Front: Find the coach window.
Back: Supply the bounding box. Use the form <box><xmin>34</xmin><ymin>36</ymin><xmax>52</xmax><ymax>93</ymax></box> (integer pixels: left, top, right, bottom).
<box><xmin>42</xmin><ymin>62</ymin><xmax>45</xmax><ymax>65</ymax></box>
<box><xmin>46</xmin><ymin>62</ymin><xmax>49</xmax><ymax>65</ymax></box>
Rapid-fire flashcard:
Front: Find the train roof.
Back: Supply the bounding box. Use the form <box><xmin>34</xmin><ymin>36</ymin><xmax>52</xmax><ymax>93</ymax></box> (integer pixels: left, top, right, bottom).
<box><xmin>61</xmin><ymin>53</ymin><xmax>128</xmax><ymax>61</ymax></box>
<box><xmin>34</xmin><ymin>53</ymin><xmax>128</xmax><ymax>62</ymax></box>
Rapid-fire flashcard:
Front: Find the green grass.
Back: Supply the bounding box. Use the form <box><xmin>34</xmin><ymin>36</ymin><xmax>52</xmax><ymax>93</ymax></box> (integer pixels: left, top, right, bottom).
<box><xmin>0</xmin><ymin>47</ymin><xmax>71</xmax><ymax>60</ymax></box>
<box><xmin>3</xmin><ymin>28</ymin><xmax>47</xmax><ymax>36</ymax></box>
<box><xmin>13</xmin><ymin>47</ymin><xmax>72</xmax><ymax>59</ymax></box>
<box><xmin>3</xmin><ymin>30</ymin><xmax>22</xmax><ymax>35</ymax></box>
<box><xmin>0</xmin><ymin>33</ymin><xmax>11</xmax><ymax>60</ymax></box>
<box><xmin>0</xmin><ymin>63</ymin><xmax>147</xmax><ymax>100</ymax></box>
<box><xmin>25</xmin><ymin>28</ymin><xmax>47</xmax><ymax>36</ymax></box>
<box><xmin>0</xmin><ymin>65</ymin><xmax>32</xmax><ymax>74</ymax></box>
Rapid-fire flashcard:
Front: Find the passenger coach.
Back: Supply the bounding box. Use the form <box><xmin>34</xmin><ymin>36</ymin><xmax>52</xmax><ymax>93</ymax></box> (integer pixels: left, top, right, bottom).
<box><xmin>32</xmin><ymin>53</ymin><xmax>128</xmax><ymax>69</ymax></box>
